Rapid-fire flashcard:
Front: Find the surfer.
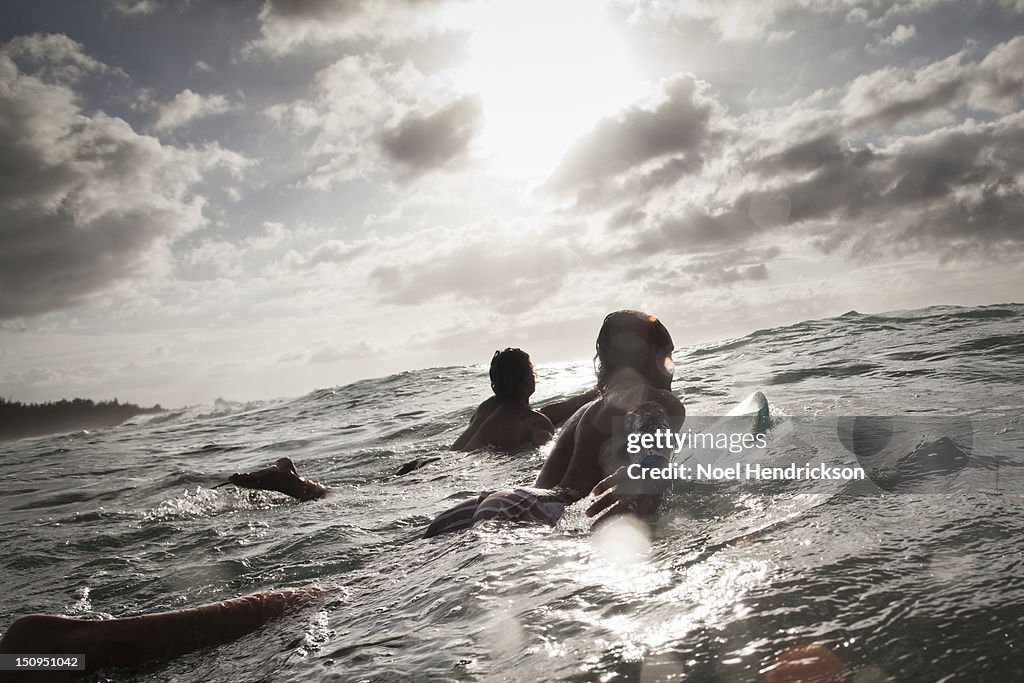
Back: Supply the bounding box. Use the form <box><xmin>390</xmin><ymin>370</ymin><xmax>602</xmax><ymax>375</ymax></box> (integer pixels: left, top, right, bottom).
<box><xmin>450</xmin><ymin>347</ymin><xmax>598</xmax><ymax>451</ymax></box>
<box><xmin>397</xmin><ymin>347</ymin><xmax>595</xmax><ymax>474</ymax></box>
<box><xmin>424</xmin><ymin>310</ymin><xmax>685</xmax><ymax>536</ymax></box>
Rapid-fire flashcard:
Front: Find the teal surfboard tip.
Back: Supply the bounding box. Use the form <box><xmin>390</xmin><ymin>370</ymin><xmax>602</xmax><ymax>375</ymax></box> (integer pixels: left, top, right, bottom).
<box><xmin>751</xmin><ymin>390</ymin><xmax>770</xmax><ymax>433</ymax></box>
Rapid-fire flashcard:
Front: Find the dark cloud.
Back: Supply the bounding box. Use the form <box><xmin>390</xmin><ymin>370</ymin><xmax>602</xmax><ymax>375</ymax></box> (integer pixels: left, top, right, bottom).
<box><xmin>901</xmin><ymin>177</ymin><xmax>1024</xmax><ymax>251</ymax></box>
<box><xmin>545</xmin><ymin>75</ymin><xmax>718</xmax><ymax>194</ymax></box>
<box><xmin>753</xmin><ymin>133</ymin><xmax>847</xmax><ymax>175</ymax></box>
<box><xmin>574</xmin><ymin>152</ymin><xmax>706</xmax><ymax>212</ymax></box>
<box><xmin>624</xmin><ymin>109</ymin><xmax>1024</xmax><ymax>259</ymax></box>
<box><xmin>604</xmin><ymin>38</ymin><xmax>1024</xmax><ymax>261</ymax></box>
<box><xmin>771</xmin><ymin>147</ymin><xmax>878</xmax><ymax>224</ymax></box>
<box><xmin>634</xmin><ymin>205</ymin><xmax>763</xmax><ymax>253</ymax></box>
<box><xmin>777</xmin><ymin>113</ymin><xmax>1024</xmax><ymax>244</ymax></box>
<box><xmin>378</xmin><ymin>94</ymin><xmax>481</xmax><ymax>172</ymax></box>
<box><xmin>0</xmin><ymin>41</ymin><xmax>246</xmax><ymax>320</ymax></box>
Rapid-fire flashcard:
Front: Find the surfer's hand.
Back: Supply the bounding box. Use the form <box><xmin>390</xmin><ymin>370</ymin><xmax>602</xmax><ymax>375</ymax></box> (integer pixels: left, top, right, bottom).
<box><xmin>586</xmin><ymin>465</ymin><xmax>665</xmax><ymax>526</ymax></box>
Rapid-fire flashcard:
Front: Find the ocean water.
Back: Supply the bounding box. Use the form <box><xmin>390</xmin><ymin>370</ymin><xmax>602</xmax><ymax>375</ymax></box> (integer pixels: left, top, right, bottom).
<box><xmin>1</xmin><ymin>304</ymin><xmax>1023</xmax><ymax>682</ymax></box>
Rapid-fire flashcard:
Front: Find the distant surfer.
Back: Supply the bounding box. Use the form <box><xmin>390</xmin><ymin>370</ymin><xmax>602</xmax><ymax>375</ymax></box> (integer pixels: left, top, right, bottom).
<box><xmin>424</xmin><ymin>310</ymin><xmax>685</xmax><ymax>536</ymax></box>
<box><xmin>229</xmin><ymin>348</ymin><xmax>598</xmax><ymax>485</ymax></box>
<box><xmin>397</xmin><ymin>347</ymin><xmax>596</xmax><ymax>474</ymax></box>
<box><xmin>451</xmin><ymin>347</ymin><xmax>580</xmax><ymax>451</ymax></box>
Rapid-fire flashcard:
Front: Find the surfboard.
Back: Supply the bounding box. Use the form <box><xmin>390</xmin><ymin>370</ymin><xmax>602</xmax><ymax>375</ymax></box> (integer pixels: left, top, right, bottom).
<box><xmin>671</xmin><ymin>390</ymin><xmax>770</xmax><ymax>469</ymax></box>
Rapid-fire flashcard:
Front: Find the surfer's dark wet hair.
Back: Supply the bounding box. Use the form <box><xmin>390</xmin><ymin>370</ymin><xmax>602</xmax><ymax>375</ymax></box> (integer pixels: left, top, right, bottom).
<box><xmin>490</xmin><ymin>348</ymin><xmax>535</xmax><ymax>400</ymax></box>
<box><xmin>594</xmin><ymin>310</ymin><xmax>674</xmax><ymax>391</ymax></box>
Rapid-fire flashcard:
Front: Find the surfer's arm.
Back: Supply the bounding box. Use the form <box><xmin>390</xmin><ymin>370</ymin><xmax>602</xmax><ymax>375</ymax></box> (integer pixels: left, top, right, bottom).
<box><xmin>534</xmin><ymin>407</ymin><xmax>584</xmax><ymax>488</ymax></box>
<box><xmin>451</xmin><ymin>397</ymin><xmax>498</xmax><ymax>451</ymax></box>
<box><xmin>539</xmin><ymin>388</ymin><xmax>599</xmax><ymax>426</ymax></box>
<box><xmin>228</xmin><ymin>457</ymin><xmax>329</xmax><ymax>501</ymax></box>
<box><xmin>528</xmin><ymin>412</ymin><xmax>556</xmax><ymax>446</ymax></box>
<box><xmin>586</xmin><ymin>398</ymin><xmax>678</xmax><ymax>525</ymax></box>
<box><xmin>0</xmin><ymin>588</ymin><xmax>324</xmax><ymax>678</ymax></box>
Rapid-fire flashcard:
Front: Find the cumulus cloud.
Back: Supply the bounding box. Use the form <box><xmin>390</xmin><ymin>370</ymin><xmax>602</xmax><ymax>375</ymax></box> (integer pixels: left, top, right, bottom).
<box><xmin>880</xmin><ymin>24</ymin><xmax>917</xmax><ymax>46</ymax></box>
<box><xmin>842</xmin><ymin>50</ymin><xmax>970</xmax><ymax>127</ymax></box>
<box><xmin>694</xmin><ymin>121</ymin><xmax>1013</xmax><ymax>253</ymax></box>
<box><xmin>562</xmin><ymin>38</ymin><xmax>1024</xmax><ymax>264</ymax></box>
<box><xmin>655</xmin><ymin>112</ymin><xmax>1024</xmax><ymax>258</ymax></box>
<box><xmin>106</xmin><ymin>0</ymin><xmax>199</xmax><ymax>16</ymax></box>
<box><xmin>267</xmin><ymin>53</ymin><xmax>476</xmax><ymax>187</ymax></box>
<box><xmin>0</xmin><ymin>38</ymin><xmax>249</xmax><ymax>319</ymax></box>
<box><xmin>627</xmin><ymin>0</ymin><xmax>1002</xmax><ymax>42</ymax></box>
<box><xmin>627</xmin><ymin>0</ymin><xmax>788</xmax><ymax>41</ymax></box>
<box><xmin>247</xmin><ymin>0</ymin><xmax>453</xmax><ymax>55</ymax></box>
<box><xmin>1</xmin><ymin>33</ymin><xmax>112</xmax><ymax>83</ymax></box>
<box><xmin>107</xmin><ymin>0</ymin><xmax>160</xmax><ymax>15</ymax></box>
<box><xmin>842</xmin><ymin>36</ymin><xmax>1024</xmax><ymax>127</ymax></box>
<box><xmin>967</xmin><ymin>36</ymin><xmax>1024</xmax><ymax>112</ymax></box>
<box><xmin>153</xmin><ymin>88</ymin><xmax>234</xmax><ymax>131</ymax></box>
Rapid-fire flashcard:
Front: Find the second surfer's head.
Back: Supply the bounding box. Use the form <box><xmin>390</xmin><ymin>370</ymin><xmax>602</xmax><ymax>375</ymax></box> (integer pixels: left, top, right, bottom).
<box><xmin>490</xmin><ymin>348</ymin><xmax>536</xmax><ymax>401</ymax></box>
<box><xmin>594</xmin><ymin>311</ymin><xmax>674</xmax><ymax>391</ymax></box>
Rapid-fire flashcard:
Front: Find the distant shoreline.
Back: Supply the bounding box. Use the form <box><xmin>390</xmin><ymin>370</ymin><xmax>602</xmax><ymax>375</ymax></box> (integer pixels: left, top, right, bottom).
<box><xmin>0</xmin><ymin>398</ymin><xmax>165</xmax><ymax>442</ymax></box>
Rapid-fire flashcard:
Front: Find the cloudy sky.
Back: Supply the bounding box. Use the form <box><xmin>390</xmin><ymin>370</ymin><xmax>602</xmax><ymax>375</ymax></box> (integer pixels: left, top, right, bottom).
<box><xmin>1</xmin><ymin>0</ymin><xmax>1022</xmax><ymax>406</ymax></box>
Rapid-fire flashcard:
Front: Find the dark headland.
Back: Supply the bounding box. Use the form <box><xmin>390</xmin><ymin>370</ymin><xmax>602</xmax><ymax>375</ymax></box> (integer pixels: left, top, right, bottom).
<box><xmin>0</xmin><ymin>398</ymin><xmax>165</xmax><ymax>441</ymax></box>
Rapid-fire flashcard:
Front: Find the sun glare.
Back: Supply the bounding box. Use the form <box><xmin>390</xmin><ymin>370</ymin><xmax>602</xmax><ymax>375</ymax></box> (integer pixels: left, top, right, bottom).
<box><xmin>447</xmin><ymin>0</ymin><xmax>646</xmax><ymax>181</ymax></box>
